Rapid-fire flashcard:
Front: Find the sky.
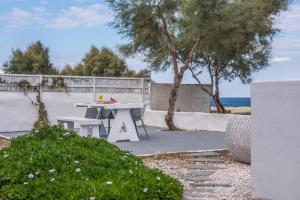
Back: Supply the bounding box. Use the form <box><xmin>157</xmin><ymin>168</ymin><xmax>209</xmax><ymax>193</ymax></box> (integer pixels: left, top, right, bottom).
<box><xmin>0</xmin><ymin>0</ymin><xmax>299</xmax><ymax>97</ymax></box>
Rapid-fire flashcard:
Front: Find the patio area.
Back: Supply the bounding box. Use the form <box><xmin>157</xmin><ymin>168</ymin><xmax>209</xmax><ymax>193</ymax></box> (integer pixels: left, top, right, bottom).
<box><xmin>0</xmin><ymin>126</ymin><xmax>226</xmax><ymax>156</ymax></box>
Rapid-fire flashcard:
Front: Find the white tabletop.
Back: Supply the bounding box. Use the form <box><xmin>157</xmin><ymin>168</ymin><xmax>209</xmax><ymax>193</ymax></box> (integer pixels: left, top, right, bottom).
<box><xmin>74</xmin><ymin>102</ymin><xmax>144</xmax><ymax>109</ymax></box>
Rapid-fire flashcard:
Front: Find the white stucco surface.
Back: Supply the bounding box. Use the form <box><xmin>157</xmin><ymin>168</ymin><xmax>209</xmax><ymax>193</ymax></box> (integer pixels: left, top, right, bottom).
<box><xmin>251</xmin><ymin>81</ymin><xmax>300</xmax><ymax>200</ymax></box>
<box><xmin>143</xmin><ymin>108</ymin><xmax>234</xmax><ymax>132</ymax></box>
<box><xmin>0</xmin><ymin>91</ymin><xmax>234</xmax><ymax>132</ymax></box>
<box><xmin>0</xmin><ymin>92</ymin><xmax>143</xmax><ymax>132</ymax></box>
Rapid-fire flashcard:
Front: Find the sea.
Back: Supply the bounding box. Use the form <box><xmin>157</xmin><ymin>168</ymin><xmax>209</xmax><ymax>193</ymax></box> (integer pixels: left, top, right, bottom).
<box><xmin>211</xmin><ymin>97</ymin><xmax>251</xmax><ymax>107</ymax></box>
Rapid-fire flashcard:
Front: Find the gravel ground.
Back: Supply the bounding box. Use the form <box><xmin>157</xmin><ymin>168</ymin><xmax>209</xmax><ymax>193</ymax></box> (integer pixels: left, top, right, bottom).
<box><xmin>142</xmin><ymin>154</ymin><xmax>251</xmax><ymax>200</ymax></box>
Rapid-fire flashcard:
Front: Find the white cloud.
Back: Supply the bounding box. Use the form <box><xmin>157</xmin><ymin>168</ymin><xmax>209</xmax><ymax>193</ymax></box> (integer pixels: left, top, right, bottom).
<box><xmin>45</xmin><ymin>4</ymin><xmax>112</xmax><ymax>29</ymax></box>
<box><xmin>271</xmin><ymin>56</ymin><xmax>291</xmax><ymax>63</ymax></box>
<box><xmin>273</xmin><ymin>37</ymin><xmax>300</xmax><ymax>55</ymax></box>
<box><xmin>0</xmin><ymin>7</ymin><xmax>48</xmax><ymax>31</ymax></box>
<box><xmin>0</xmin><ymin>3</ymin><xmax>111</xmax><ymax>31</ymax></box>
<box><xmin>0</xmin><ymin>69</ymin><xmax>4</xmax><ymax>74</ymax></box>
<box><xmin>277</xmin><ymin>5</ymin><xmax>300</xmax><ymax>33</ymax></box>
<box><xmin>40</xmin><ymin>0</ymin><xmax>49</xmax><ymax>5</ymax></box>
<box><xmin>2</xmin><ymin>8</ymin><xmax>32</xmax><ymax>27</ymax></box>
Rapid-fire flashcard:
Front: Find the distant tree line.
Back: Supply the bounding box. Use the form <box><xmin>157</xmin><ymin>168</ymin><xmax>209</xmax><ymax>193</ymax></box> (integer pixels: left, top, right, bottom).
<box><xmin>2</xmin><ymin>41</ymin><xmax>150</xmax><ymax>79</ymax></box>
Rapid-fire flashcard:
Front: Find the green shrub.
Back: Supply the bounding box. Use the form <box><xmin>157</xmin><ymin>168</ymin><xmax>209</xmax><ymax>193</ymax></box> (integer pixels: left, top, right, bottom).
<box><xmin>0</xmin><ymin>126</ymin><xmax>183</xmax><ymax>200</ymax></box>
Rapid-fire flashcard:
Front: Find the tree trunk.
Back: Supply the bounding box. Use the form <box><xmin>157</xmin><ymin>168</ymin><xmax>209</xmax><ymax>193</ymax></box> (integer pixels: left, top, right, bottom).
<box><xmin>214</xmin><ymin>77</ymin><xmax>226</xmax><ymax>113</ymax></box>
<box><xmin>165</xmin><ymin>75</ymin><xmax>183</xmax><ymax>131</ymax></box>
<box><xmin>213</xmin><ymin>95</ymin><xmax>226</xmax><ymax>113</ymax></box>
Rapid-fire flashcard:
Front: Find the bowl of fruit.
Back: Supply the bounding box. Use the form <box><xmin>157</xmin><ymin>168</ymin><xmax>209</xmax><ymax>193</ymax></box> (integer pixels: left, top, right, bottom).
<box><xmin>97</xmin><ymin>95</ymin><xmax>117</xmax><ymax>104</ymax></box>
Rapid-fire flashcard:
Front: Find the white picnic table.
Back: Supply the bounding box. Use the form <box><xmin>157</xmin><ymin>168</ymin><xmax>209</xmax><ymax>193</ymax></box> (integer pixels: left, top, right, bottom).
<box><xmin>74</xmin><ymin>102</ymin><xmax>144</xmax><ymax>142</ymax></box>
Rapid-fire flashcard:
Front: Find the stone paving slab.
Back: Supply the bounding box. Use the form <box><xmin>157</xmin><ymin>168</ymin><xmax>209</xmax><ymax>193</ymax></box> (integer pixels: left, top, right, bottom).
<box><xmin>188</xmin><ymin>171</ymin><xmax>216</xmax><ymax>177</ymax></box>
<box><xmin>190</xmin><ymin>183</ymin><xmax>232</xmax><ymax>188</ymax></box>
<box><xmin>187</xmin><ymin>164</ymin><xmax>222</xmax><ymax>170</ymax></box>
<box><xmin>186</xmin><ymin>157</ymin><xmax>224</xmax><ymax>163</ymax></box>
<box><xmin>184</xmin><ymin>192</ymin><xmax>216</xmax><ymax>199</ymax></box>
<box><xmin>183</xmin><ymin>176</ymin><xmax>212</xmax><ymax>182</ymax></box>
<box><xmin>181</xmin><ymin>152</ymin><xmax>222</xmax><ymax>157</ymax></box>
<box><xmin>186</xmin><ymin>188</ymin><xmax>215</xmax><ymax>193</ymax></box>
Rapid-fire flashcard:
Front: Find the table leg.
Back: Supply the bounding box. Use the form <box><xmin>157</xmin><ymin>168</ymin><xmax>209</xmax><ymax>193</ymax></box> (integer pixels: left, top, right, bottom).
<box><xmin>107</xmin><ymin>109</ymin><xmax>139</xmax><ymax>142</ymax></box>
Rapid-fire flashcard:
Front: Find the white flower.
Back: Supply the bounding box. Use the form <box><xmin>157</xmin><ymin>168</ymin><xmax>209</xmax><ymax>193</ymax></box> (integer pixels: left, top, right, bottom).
<box><xmin>75</xmin><ymin>168</ymin><xmax>81</xmax><ymax>173</ymax></box>
<box><xmin>49</xmin><ymin>169</ymin><xmax>56</xmax><ymax>173</ymax></box>
<box><xmin>89</xmin><ymin>197</ymin><xmax>96</xmax><ymax>200</ymax></box>
<box><xmin>3</xmin><ymin>154</ymin><xmax>9</xmax><ymax>158</ymax></box>
<box><xmin>74</xmin><ymin>160</ymin><xmax>79</xmax><ymax>164</ymax></box>
<box><xmin>58</xmin><ymin>137</ymin><xmax>63</xmax><ymax>140</ymax></box>
<box><xmin>63</xmin><ymin>132</ymin><xmax>70</xmax><ymax>136</ymax></box>
<box><xmin>156</xmin><ymin>176</ymin><xmax>161</xmax><ymax>181</ymax></box>
<box><xmin>23</xmin><ymin>182</ymin><xmax>28</xmax><ymax>185</ymax></box>
<box><xmin>106</xmin><ymin>181</ymin><xmax>113</xmax><ymax>185</ymax></box>
<box><xmin>28</xmin><ymin>173</ymin><xmax>34</xmax><ymax>179</ymax></box>
<box><xmin>143</xmin><ymin>187</ymin><xmax>148</xmax><ymax>193</ymax></box>
<box><xmin>129</xmin><ymin>169</ymin><xmax>133</xmax><ymax>174</ymax></box>
<box><xmin>50</xmin><ymin>178</ymin><xmax>55</xmax><ymax>182</ymax></box>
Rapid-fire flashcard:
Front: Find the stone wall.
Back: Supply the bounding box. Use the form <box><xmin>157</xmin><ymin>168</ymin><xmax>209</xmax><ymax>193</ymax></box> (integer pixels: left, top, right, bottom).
<box><xmin>251</xmin><ymin>80</ymin><xmax>300</xmax><ymax>200</ymax></box>
<box><xmin>150</xmin><ymin>83</ymin><xmax>211</xmax><ymax>113</ymax></box>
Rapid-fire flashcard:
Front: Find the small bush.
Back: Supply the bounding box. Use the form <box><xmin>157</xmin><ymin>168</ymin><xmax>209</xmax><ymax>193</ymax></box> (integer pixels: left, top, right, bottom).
<box><xmin>0</xmin><ymin>126</ymin><xmax>183</xmax><ymax>200</ymax></box>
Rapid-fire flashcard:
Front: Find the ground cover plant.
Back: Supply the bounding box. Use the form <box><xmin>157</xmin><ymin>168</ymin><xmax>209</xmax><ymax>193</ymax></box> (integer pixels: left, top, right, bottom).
<box><xmin>0</xmin><ymin>126</ymin><xmax>183</xmax><ymax>200</ymax></box>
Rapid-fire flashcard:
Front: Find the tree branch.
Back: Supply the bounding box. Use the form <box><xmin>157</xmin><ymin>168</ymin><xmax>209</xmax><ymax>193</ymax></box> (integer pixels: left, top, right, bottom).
<box><xmin>189</xmin><ymin>67</ymin><xmax>213</xmax><ymax>96</ymax></box>
<box><xmin>161</xmin><ymin>15</ymin><xmax>179</xmax><ymax>76</ymax></box>
<box><xmin>180</xmin><ymin>35</ymin><xmax>204</xmax><ymax>74</ymax></box>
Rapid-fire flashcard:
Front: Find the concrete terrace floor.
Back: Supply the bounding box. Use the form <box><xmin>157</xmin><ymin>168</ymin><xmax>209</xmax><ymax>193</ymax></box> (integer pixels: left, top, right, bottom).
<box><xmin>0</xmin><ymin>126</ymin><xmax>226</xmax><ymax>156</ymax></box>
<box><xmin>115</xmin><ymin>127</ymin><xmax>226</xmax><ymax>155</ymax></box>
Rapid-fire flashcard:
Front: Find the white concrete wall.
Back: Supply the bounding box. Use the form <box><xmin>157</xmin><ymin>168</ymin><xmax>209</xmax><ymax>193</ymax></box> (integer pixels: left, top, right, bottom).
<box><xmin>0</xmin><ymin>92</ymin><xmax>143</xmax><ymax>132</ymax></box>
<box><xmin>252</xmin><ymin>81</ymin><xmax>300</xmax><ymax>200</ymax></box>
<box><xmin>144</xmin><ymin>108</ymin><xmax>234</xmax><ymax>132</ymax></box>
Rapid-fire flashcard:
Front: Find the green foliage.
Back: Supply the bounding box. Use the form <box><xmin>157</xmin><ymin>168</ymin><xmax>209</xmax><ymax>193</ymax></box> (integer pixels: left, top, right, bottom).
<box><xmin>107</xmin><ymin>0</ymin><xmax>231</xmax><ymax>70</ymax></box>
<box><xmin>186</xmin><ymin>0</ymin><xmax>290</xmax><ymax>113</ymax></box>
<box><xmin>0</xmin><ymin>126</ymin><xmax>183</xmax><ymax>200</ymax></box>
<box><xmin>16</xmin><ymin>80</ymin><xmax>36</xmax><ymax>94</ymax></box>
<box><xmin>47</xmin><ymin>77</ymin><xmax>68</xmax><ymax>92</ymax></box>
<box><xmin>191</xmin><ymin>0</ymin><xmax>290</xmax><ymax>84</ymax></box>
<box><xmin>60</xmin><ymin>46</ymin><xmax>150</xmax><ymax>78</ymax></box>
<box><xmin>3</xmin><ymin>41</ymin><xmax>57</xmax><ymax>75</ymax></box>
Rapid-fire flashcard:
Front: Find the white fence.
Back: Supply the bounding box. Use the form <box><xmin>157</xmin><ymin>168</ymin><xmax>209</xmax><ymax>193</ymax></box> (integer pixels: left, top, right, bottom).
<box><xmin>0</xmin><ymin>74</ymin><xmax>150</xmax><ymax>101</ymax></box>
<box><xmin>0</xmin><ymin>74</ymin><xmax>150</xmax><ymax>132</ymax></box>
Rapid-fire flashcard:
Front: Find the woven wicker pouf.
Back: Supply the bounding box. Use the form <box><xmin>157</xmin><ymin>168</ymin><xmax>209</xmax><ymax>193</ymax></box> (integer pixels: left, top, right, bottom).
<box><xmin>226</xmin><ymin>115</ymin><xmax>251</xmax><ymax>164</ymax></box>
